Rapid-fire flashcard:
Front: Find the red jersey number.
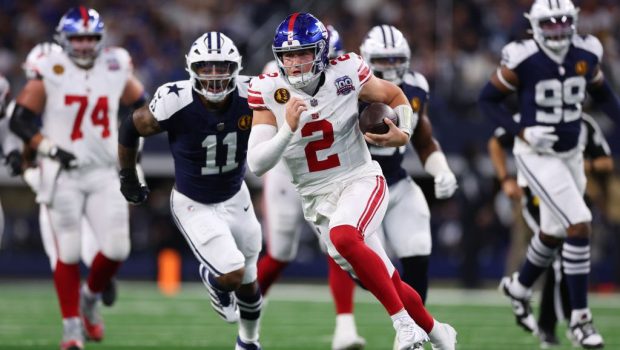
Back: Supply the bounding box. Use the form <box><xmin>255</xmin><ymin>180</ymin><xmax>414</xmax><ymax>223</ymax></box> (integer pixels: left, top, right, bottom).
<box><xmin>66</xmin><ymin>95</ymin><xmax>110</xmax><ymax>141</ymax></box>
<box><xmin>301</xmin><ymin>119</ymin><xmax>341</xmax><ymax>172</ymax></box>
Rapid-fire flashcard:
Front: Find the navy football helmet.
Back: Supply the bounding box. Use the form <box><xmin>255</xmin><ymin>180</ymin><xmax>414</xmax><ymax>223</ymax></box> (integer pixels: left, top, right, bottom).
<box><xmin>327</xmin><ymin>25</ymin><xmax>344</xmax><ymax>59</ymax></box>
<box><xmin>55</xmin><ymin>6</ymin><xmax>105</xmax><ymax>67</ymax></box>
<box><xmin>272</xmin><ymin>13</ymin><xmax>329</xmax><ymax>88</ymax></box>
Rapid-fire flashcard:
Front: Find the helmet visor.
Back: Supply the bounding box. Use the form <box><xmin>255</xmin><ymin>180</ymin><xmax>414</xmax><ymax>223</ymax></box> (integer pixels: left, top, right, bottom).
<box><xmin>539</xmin><ymin>15</ymin><xmax>574</xmax><ymax>42</ymax></box>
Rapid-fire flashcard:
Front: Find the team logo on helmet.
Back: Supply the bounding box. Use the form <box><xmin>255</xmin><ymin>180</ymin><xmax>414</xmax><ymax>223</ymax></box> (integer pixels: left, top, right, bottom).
<box><xmin>335</xmin><ymin>75</ymin><xmax>354</xmax><ymax>96</ymax></box>
<box><xmin>410</xmin><ymin>97</ymin><xmax>421</xmax><ymax>112</ymax></box>
<box><xmin>238</xmin><ymin>115</ymin><xmax>252</xmax><ymax>130</ymax></box>
<box><xmin>53</xmin><ymin>64</ymin><xmax>65</xmax><ymax>75</ymax></box>
<box><xmin>575</xmin><ymin>60</ymin><xmax>588</xmax><ymax>76</ymax></box>
<box><xmin>274</xmin><ymin>88</ymin><xmax>290</xmax><ymax>104</ymax></box>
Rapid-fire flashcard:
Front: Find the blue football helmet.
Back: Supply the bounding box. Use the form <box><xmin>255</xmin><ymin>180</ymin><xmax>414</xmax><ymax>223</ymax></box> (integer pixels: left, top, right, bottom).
<box><xmin>327</xmin><ymin>25</ymin><xmax>344</xmax><ymax>59</ymax></box>
<box><xmin>272</xmin><ymin>13</ymin><xmax>329</xmax><ymax>88</ymax></box>
<box><xmin>54</xmin><ymin>6</ymin><xmax>105</xmax><ymax>67</ymax></box>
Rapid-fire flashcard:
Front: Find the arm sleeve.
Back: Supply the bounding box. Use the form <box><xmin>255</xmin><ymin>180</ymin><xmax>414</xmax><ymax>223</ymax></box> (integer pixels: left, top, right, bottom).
<box><xmin>247</xmin><ymin>123</ymin><xmax>294</xmax><ymax>177</ymax></box>
<box><xmin>587</xmin><ymin>79</ymin><xmax>620</xmax><ymax>124</ymax></box>
<box><xmin>478</xmin><ymin>82</ymin><xmax>521</xmax><ymax>135</ymax></box>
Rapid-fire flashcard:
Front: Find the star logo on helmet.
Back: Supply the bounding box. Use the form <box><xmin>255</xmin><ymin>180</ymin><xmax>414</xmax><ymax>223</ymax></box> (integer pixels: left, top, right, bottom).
<box><xmin>166</xmin><ymin>84</ymin><xmax>184</xmax><ymax>96</ymax></box>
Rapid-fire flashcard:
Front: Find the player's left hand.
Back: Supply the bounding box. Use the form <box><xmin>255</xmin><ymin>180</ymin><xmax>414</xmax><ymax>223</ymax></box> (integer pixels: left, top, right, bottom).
<box><xmin>434</xmin><ymin>171</ymin><xmax>458</xmax><ymax>199</ymax></box>
<box><xmin>4</xmin><ymin>150</ymin><xmax>23</xmax><ymax>176</ymax></box>
<box><xmin>364</xmin><ymin>118</ymin><xmax>408</xmax><ymax>147</ymax></box>
<box><xmin>119</xmin><ymin>168</ymin><xmax>149</xmax><ymax>205</ymax></box>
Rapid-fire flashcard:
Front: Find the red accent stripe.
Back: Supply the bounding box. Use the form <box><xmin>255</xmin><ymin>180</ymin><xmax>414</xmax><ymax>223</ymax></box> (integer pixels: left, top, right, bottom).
<box><xmin>248</xmin><ymin>89</ymin><xmax>262</xmax><ymax>95</ymax></box>
<box><xmin>356</xmin><ymin>176</ymin><xmax>380</xmax><ymax>230</ymax></box>
<box><xmin>360</xmin><ymin>177</ymin><xmax>386</xmax><ymax>233</ymax></box>
<box><xmin>287</xmin><ymin>13</ymin><xmax>300</xmax><ymax>43</ymax></box>
<box><xmin>356</xmin><ymin>176</ymin><xmax>386</xmax><ymax>233</ymax></box>
<box><xmin>248</xmin><ymin>95</ymin><xmax>265</xmax><ymax>104</ymax></box>
<box><xmin>80</xmin><ymin>6</ymin><xmax>90</xmax><ymax>29</ymax></box>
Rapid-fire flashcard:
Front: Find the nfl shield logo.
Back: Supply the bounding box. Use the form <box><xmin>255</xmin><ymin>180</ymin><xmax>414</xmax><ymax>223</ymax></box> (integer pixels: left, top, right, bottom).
<box><xmin>335</xmin><ymin>76</ymin><xmax>354</xmax><ymax>96</ymax></box>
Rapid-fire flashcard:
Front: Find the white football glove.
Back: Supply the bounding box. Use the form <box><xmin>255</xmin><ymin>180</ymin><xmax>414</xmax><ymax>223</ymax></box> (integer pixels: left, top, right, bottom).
<box><xmin>434</xmin><ymin>171</ymin><xmax>458</xmax><ymax>199</ymax></box>
<box><xmin>523</xmin><ymin>126</ymin><xmax>558</xmax><ymax>152</ymax></box>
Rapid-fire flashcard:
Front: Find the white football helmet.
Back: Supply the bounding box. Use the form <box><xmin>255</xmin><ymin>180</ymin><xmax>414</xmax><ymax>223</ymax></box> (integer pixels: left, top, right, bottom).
<box><xmin>525</xmin><ymin>0</ymin><xmax>579</xmax><ymax>51</ymax></box>
<box><xmin>360</xmin><ymin>25</ymin><xmax>411</xmax><ymax>85</ymax></box>
<box><xmin>186</xmin><ymin>32</ymin><xmax>242</xmax><ymax>102</ymax></box>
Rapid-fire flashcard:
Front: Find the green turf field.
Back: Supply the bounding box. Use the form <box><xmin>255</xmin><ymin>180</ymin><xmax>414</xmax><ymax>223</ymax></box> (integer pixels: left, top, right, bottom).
<box><xmin>0</xmin><ymin>280</ymin><xmax>618</xmax><ymax>349</ymax></box>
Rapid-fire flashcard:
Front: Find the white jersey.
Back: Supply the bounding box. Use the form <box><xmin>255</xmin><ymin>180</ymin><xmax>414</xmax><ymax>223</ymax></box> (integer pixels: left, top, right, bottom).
<box><xmin>249</xmin><ymin>52</ymin><xmax>382</xmax><ymax>196</ymax></box>
<box><xmin>28</xmin><ymin>47</ymin><xmax>133</xmax><ymax>167</ymax></box>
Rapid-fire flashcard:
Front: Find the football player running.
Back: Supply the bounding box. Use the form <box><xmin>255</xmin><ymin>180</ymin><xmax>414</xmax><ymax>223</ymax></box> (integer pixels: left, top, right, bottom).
<box><xmin>479</xmin><ymin>0</ymin><xmax>620</xmax><ymax>348</ymax></box>
<box><xmin>0</xmin><ymin>74</ymin><xmax>22</xmax><ymax>244</ymax></box>
<box><xmin>258</xmin><ymin>25</ymin><xmax>368</xmax><ymax>350</ymax></box>
<box><xmin>20</xmin><ymin>41</ymin><xmax>119</xmax><ymax>308</ymax></box>
<box><xmin>488</xmin><ymin>113</ymin><xmax>613</xmax><ymax>348</ymax></box>
<box><xmin>359</xmin><ymin>25</ymin><xmax>458</xmax><ymax>349</ymax></box>
<box><xmin>247</xmin><ymin>13</ymin><xmax>456</xmax><ymax>350</ymax></box>
<box><xmin>9</xmin><ymin>7</ymin><xmax>147</xmax><ymax>350</ymax></box>
<box><xmin>118</xmin><ymin>32</ymin><xmax>264</xmax><ymax>350</ymax></box>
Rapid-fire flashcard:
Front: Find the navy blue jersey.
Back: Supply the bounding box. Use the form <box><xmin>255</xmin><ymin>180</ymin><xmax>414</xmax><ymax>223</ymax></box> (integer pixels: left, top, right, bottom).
<box><xmin>361</xmin><ymin>71</ymin><xmax>429</xmax><ymax>186</ymax></box>
<box><xmin>495</xmin><ymin>113</ymin><xmax>610</xmax><ymax>160</ymax></box>
<box><xmin>149</xmin><ymin>77</ymin><xmax>253</xmax><ymax>204</ymax></box>
<box><xmin>501</xmin><ymin>35</ymin><xmax>603</xmax><ymax>152</ymax></box>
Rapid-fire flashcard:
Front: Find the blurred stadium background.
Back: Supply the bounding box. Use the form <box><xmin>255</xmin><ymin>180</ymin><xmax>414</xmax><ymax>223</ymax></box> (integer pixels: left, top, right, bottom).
<box><xmin>1</xmin><ymin>1</ymin><xmax>620</xmax><ymax>348</ymax></box>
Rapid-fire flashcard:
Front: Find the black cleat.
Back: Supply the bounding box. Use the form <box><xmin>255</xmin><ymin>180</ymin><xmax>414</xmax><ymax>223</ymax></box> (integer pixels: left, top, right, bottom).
<box><xmin>101</xmin><ymin>279</ymin><xmax>117</xmax><ymax>307</ymax></box>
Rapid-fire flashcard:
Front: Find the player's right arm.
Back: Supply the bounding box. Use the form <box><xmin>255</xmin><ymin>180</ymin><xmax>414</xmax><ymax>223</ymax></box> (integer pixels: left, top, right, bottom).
<box><xmin>117</xmin><ymin>105</ymin><xmax>162</xmax><ymax>205</ymax></box>
<box><xmin>9</xmin><ymin>78</ymin><xmax>78</xmax><ymax>169</ymax></box>
<box><xmin>487</xmin><ymin>128</ymin><xmax>522</xmax><ymax>200</ymax></box>
<box><xmin>246</xmin><ymin>76</ymin><xmax>300</xmax><ymax>177</ymax></box>
<box><xmin>247</xmin><ymin>97</ymin><xmax>301</xmax><ymax>177</ymax></box>
<box><xmin>478</xmin><ymin>64</ymin><xmax>521</xmax><ymax>136</ymax></box>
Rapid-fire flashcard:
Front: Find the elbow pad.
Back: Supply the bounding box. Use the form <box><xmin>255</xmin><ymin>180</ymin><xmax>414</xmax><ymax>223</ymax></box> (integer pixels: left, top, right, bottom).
<box><xmin>9</xmin><ymin>105</ymin><xmax>40</xmax><ymax>142</ymax></box>
<box><xmin>118</xmin><ymin>113</ymin><xmax>141</xmax><ymax>148</ymax></box>
<box><xmin>394</xmin><ymin>104</ymin><xmax>417</xmax><ymax>138</ymax></box>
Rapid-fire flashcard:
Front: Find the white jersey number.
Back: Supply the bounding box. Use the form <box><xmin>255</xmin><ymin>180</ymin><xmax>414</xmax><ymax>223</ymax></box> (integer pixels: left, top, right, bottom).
<box><xmin>535</xmin><ymin>77</ymin><xmax>586</xmax><ymax>124</ymax></box>
<box><xmin>66</xmin><ymin>95</ymin><xmax>110</xmax><ymax>141</ymax></box>
<box><xmin>201</xmin><ymin>132</ymin><xmax>238</xmax><ymax>175</ymax></box>
<box><xmin>301</xmin><ymin>120</ymin><xmax>341</xmax><ymax>172</ymax></box>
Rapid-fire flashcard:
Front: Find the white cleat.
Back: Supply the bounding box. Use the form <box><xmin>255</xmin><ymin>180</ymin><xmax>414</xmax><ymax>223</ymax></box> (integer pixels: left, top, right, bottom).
<box><xmin>60</xmin><ymin>317</ymin><xmax>84</xmax><ymax>350</ymax></box>
<box><xmin>332</xmin><ymin>333</ymin><xmax>366</xmax><ymax>350</ymax></box>
<box><xmin>499</xmin><ymin>273</ymin><xmax>538</xmax><ymax>335</ymax></box>
<box><xmin>199</xmin><ymin>264</ymin><xmax>239</xmax><ymax>323</ymax></box>
<box><xmin>393</xmin><ymin>317</ymin><xmax>429</xmax><ymax>350</ymax></box>
<box><xmin>332</xmin><ymin>313</ymin><xmax>366</xmax><ymax>350</ymax></box>
<box><xmin>568</xmin><ymin>310</ymin><xmax>604</xmax><ymax>349</ymax></box>
<box><xmin>429</xmin><ymin>321</ymin><xmax>457</xmax><ymax>350</ymax></box>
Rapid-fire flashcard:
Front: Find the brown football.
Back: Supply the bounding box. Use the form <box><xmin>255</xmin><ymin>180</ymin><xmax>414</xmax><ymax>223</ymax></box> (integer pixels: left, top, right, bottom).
<box><xmin>358</xmin><ymin>103</ymin><xmax>399</xmax><ymax>134</ymax></box>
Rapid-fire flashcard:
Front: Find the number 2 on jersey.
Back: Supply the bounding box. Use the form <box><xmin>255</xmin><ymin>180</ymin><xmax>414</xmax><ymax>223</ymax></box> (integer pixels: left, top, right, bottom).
<box><xmin>302</xmin><ymin>119</ymin><xmax>341</xmax><ymax>172</ymax></box>
<box><xmin>66</xmin><ymin>95</ymin><xmax>110</xmax><ymax>141</ymax></box>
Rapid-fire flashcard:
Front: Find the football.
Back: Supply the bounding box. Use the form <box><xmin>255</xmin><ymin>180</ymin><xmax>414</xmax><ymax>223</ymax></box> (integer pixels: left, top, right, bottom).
<box><xmin>358</xmin><ymin>102</ymin><xmax>399</xmax><ymax>134</ymax></box>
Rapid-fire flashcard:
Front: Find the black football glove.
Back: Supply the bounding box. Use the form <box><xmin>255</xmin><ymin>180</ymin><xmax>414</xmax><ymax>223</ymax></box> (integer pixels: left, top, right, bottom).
<box><xmin>49</xmin><ymin>146</ymin><xmax>78</xmax><ymax>169</ymax></box>
<box><xmin>119</xmin><ymin>168</ymin><xmax>149</xmax><ymax>205</ymax></box>
<box><xmin>5</xmin><ymin>150</ymin><xmax>22</xmax><ymax>176</ymax></box>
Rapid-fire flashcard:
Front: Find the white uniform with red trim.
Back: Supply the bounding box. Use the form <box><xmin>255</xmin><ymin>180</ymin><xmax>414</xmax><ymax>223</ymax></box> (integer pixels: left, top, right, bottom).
<box><xmin>27</xmin><ymin>46</ymin><xmax>133</xmax><ymax>264</ymax></box>
<box><xmin>249</xmin><ymin>53</ymin><xmax>394</xmax><ymax>274</ymax></box>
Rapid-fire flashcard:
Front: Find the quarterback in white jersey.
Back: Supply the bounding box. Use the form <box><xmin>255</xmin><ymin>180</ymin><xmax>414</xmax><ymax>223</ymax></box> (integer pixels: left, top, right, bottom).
<box><xmin>9</xmin><ymin>7</ymin><xmax>146</xmax><ymax>350</ymax></box>
<box><xmin>248</xmin><ymin>13</ymin><xmax>456</xmax><ymax>350</ymax></box>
